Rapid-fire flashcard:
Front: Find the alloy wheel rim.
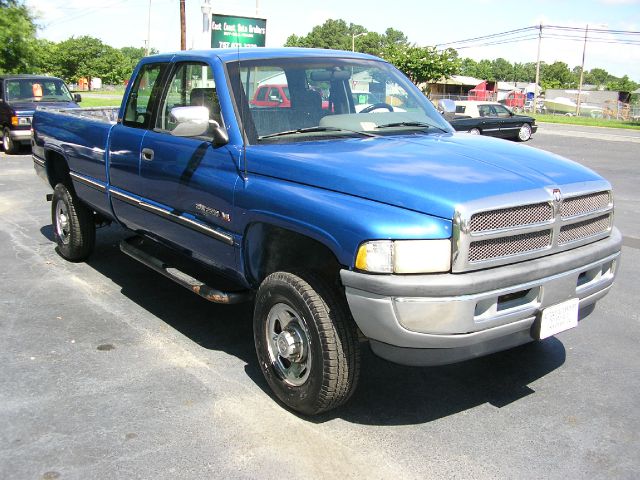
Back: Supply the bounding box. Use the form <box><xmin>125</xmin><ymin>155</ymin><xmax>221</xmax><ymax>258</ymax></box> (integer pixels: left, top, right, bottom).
<box><xmin>265</xmin><ymin>303</ymin><xmax>312</xmax><ymax>386</ymax></box>
<box><xmin>55</xmin><ymin>200</ymin><xmax>71</xmax><ymax>245</ymax></box>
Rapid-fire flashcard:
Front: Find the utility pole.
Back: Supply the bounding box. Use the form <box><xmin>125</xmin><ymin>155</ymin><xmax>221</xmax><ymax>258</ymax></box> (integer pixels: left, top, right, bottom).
<box><xmin>533</xmin><ymin>23</ymin><xmax>542</xmax><ymax>113</ymax></box>
<box><xmin>145</xmin><ymin>0</ymin><xmax>151</xmax><ymax>55</ymax></box>
<box><xmin>180</xmin><ymin>0</ymin><xmax>186</xmax><ymax>50</ymax></box>
<box><xmin>576</xmin><ymin>25</ymin><xmax>589</xmax><ymax>116</ymax></box>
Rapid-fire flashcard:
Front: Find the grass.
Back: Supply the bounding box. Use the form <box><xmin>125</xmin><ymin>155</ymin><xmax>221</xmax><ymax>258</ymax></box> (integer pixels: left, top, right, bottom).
<box><xmin>532</xmin><ymin>113</ymin><xmax>640</xmax><ymax>130</ymax></box>
<box><xmin>77</xmin><ymin>96</ymin><xmax>123</xmax><ymax>107</ymax></box>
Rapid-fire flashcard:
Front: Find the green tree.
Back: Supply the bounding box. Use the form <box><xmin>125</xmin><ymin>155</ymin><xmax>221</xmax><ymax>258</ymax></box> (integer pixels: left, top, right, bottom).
<box><xmin>0</xmin><ymin>0</ymin><xmax>38</xmax><ymax>73</ymax></box>
<box><xmin>54</xmin><ymin>36</ymin><xmax>131</xmax><ymax>87</ymax></box>
<box><xmin>584</xmin><ymin>68</ymin><xmax>611</xmax><ymax>88</ymax></box>
<box><xmin>459</xmin><ymin>58</ymin><xmax>478</xmax><ymax>77</ymax></box>
<box><xmin>382</xmin><ymin>45</ymin><xmax>460</xmax><ymax>89</ymax></box>
<box><xmin>491</xmin><ymin>58</ymin><xmax>513</xmax><ymax>81</ymax></box>
<box><xmin>606</xmin><ymin>75</ymin><xmax>639</xmax><ymax>92</ymax></box>
<box><xmin>284</xmin><ymin>19</ymin><xmax>408</xmax><ymax>56</ymax></box>
<box><xmin>540</xmin><ymin>61</ymin><xmax>574</xmax><ymax>89</ymax></box>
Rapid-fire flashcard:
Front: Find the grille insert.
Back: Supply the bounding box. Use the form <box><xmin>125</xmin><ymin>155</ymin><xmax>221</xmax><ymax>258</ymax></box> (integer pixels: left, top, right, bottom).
<box><xmin>470</xmin><ymin>203</ymin><xmax>553</xmax><ymax>232</ymax></box>
<box><xmin>559</xmin><ymin>214</ymin><xmax>611</xmax><ymax>245</ymax></box>
<box><xmin>561</xmin><ymin>191</ymin><xmax>610</xmax><ymax>218</ymax></box>
<box><xmin>469</xmin><ymin>230</ymin><xmax>552</xmax><ymax>262</ymax></box>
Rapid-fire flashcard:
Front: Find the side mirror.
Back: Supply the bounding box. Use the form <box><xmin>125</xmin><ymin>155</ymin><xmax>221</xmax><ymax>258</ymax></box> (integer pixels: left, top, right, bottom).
<box><xmin>169</xmin><ymin>106</ymin><xmax>229</xmax><ymax>146</ymax></box>
<box><xmin>73</xmin><ymin>93</ymin><xmax>82</xmax><ymax>103</ymax></box>
<box><xmin>437</xmin><ymin>99</ymin><xmax>456</xmax><ymax>121</ymax></box>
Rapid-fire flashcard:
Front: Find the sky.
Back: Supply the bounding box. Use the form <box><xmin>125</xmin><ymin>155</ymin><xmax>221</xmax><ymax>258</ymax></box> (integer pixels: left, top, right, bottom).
<box><xmin>25</xmin><ymin>0</ymin><xmax>640</xmax><ymax>82</ymax></box>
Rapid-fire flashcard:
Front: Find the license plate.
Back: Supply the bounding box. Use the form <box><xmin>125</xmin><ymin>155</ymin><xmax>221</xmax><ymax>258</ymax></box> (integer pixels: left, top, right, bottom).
<box><xmin>538</xmin><ymin>298</ymin><xmax>579</xmax><ymax>339</ymax></box>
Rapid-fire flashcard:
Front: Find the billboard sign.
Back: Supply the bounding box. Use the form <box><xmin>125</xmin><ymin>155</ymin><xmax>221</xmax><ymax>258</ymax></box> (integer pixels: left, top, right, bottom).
<box><xmin>211</xmin><ymin>14</ymin><xmax>266</xmax><ymax>48</ymax></box>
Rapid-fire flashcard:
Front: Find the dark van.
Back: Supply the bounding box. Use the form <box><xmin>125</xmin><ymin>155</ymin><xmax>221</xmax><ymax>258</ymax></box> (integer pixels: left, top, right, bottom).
<box><xmin>1</xmin><ymin>75</ymin><xmax>80</xmax><ymax>154</ymax></box>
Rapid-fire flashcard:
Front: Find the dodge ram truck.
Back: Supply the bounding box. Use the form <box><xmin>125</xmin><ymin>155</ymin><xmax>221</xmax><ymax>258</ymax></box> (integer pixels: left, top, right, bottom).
<box><xmin>32</xmin><ymin>48</ymin><xmax>621</xmax><ymax>415</ymax></box>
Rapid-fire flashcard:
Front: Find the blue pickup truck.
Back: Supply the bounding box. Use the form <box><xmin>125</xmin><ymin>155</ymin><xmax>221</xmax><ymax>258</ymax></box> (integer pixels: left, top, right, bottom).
<box><xmin>32</xmin><ymin>48</ymin><xmax>621</xmax><ymax>415</ymax></box>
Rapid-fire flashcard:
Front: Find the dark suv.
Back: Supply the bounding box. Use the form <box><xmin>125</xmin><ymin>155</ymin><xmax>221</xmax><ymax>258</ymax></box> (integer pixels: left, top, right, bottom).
<box><xmin>0</xmin><ymin>74</ymin><xmax>80</xmax><ymax>154</ymax></box>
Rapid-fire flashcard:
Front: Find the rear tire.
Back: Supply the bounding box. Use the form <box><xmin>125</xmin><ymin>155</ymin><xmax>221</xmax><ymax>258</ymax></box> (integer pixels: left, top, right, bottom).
<box><xmin>51</xmin><ymin>183</ymin><xmax>96</xmax><ymax>261</ymax></box>
<box><xmin>253</xmin><ymin>271</ymin><xmax>360</xmax><ymax>415</ymax></box>
<box><xmin>468</xmin><ymin>128</ymin><xmax>481</xmax><ymax>135</ymax></box>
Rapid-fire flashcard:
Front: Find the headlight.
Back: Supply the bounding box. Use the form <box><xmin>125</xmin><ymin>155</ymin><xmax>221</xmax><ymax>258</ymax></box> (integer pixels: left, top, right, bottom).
<box><xmin>11</xmin><ymin>116</ymin><xmax>31</xmax><ymax>126</ymax></box>
<box><xmin>355</xmin><ymin>239</ymin><xmax>451</xmax><ymax>274</ymax></box>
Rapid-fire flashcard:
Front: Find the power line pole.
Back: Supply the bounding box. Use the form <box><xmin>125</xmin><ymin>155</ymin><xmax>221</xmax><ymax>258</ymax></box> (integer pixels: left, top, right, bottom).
<box><xmin>534</xmin><ymin>23</ymin><xmax>542</xmax><ymax>113</ymax></box>
<box><xmin>145</xmin><ymin>0</ymin><xmax>152</xmax><ymax>55</ymax></box>
<box><xmin>180</xmin><ymin>0</ymin><xmax>186</xmax><ymax>50</ymax></box>
<box><xmin>576</xmin><ymin>25</ymin><xmax>589</xmax><ymax>116</ymax></box>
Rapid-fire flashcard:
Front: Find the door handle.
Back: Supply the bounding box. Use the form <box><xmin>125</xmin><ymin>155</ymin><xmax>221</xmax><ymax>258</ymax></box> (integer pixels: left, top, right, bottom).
<box><xmin>141</xmin><ymin>148</ymin><xmax>154</xmax><ymax>161</ymax></box>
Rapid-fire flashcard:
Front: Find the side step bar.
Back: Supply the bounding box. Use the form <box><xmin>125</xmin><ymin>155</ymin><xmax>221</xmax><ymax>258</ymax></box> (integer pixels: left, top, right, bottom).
<box><xmin>119</xmin><ymin>237</ymin><xmax>253</xmax><ymax>304</ymax></box>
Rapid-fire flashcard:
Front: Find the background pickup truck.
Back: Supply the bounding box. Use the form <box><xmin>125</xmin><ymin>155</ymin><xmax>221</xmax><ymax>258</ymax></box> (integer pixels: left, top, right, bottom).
<box><xmin>32</xmin><ymin>48</ymin><xmax>621</xmax><ymax>415</ymax></box>
<box><xmin>1</xmin><ymin>74</ymin><xmax>80</xmax><ymax>154</ymax></box>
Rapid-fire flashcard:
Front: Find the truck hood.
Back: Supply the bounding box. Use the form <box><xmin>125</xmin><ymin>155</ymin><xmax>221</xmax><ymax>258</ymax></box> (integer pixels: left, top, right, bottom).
<box><xmin>246</xmin><ymin>132</ymin><xmax>604</xmax><ymax>220</ymax></box>
<box><xmin>8</xmin><ymin>100</ymin><xmax>79</xmax><ymax>115</ymax></box>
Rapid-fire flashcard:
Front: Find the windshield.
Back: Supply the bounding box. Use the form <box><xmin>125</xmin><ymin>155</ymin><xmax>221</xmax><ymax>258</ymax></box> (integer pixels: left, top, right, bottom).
<box><xmin>5</xmin><ymin>78</ymin><xmax>74</xmax><ymax>103</ymax></box>
<box><xmin>228</xmin><ymin>57</ymin><xmax>452</xmax><ymax>144</ymax></box>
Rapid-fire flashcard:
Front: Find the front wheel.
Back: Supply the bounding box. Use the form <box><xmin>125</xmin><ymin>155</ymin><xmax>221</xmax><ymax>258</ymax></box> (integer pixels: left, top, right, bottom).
<box><xmin>468</xmin><ymin>127</ymin><xmax>481</xmax><ymax>135</ymax></box>
<box><xmin>517</xmin><ymin>123</ymin><xmax>532</xmax><ymax>142</ymax></box>
<box><xmin>2</xmin><ymin>127</ymin><xmax>18</xmax><ymax>154</ymax></box>
<box><xmin>253</xmin><ymin>271</ymin><xmax>360</xmax><ymax>415</ymax></box>
<box><xmin>51</xmin><ymin>183</ymin><xmax>96</xmax><ymax>261</ymax></box>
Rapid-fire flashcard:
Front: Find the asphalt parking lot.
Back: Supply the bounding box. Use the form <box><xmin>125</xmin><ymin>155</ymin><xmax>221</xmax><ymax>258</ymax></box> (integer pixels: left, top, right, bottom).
<box><xmin>1</xmin><ymin>123</ymin><xmax>638</xmax><ymax>479</ymax></box>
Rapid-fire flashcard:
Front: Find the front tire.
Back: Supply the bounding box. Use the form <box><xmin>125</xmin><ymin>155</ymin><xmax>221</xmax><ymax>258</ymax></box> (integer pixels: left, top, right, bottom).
<box><xmin>517</xmin><ymin>123</ymin><xmax>532</xmax><ymax>142</ymax></box>
<box><xmin>2</xmin><ymin>127</ymin><xmax>18</xmax><ymax>154</ymax></box>
<box><xmin>253</xmin><ymin>271</ymin><xmax>360</xmax><ymax>415</ymax></box>
<box><xmin>51</xmin><ymin>183</ymin><xmax>96</xmax><ymax>261</ymax></box>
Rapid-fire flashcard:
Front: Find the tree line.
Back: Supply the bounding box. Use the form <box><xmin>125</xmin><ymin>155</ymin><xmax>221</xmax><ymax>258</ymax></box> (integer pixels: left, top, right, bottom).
<box><xmin>287</xmin><ymin>19</ymin><xmax>638</xmax><ymax>92</ymax></box>
<box><xmin>1</xmin><ymin>0</ymin><xmax>151</xmax><ymax>86</ymax></box>
<box><xmin>1</xmin><ymin>3</ymin><xmax>638</xmax><ymax>93</ymax></box>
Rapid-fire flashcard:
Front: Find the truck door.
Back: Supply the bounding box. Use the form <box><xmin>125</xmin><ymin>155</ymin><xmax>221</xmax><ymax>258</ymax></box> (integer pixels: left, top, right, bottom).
<box><xmin>135</xmin><ymin>61</ymin><xmax>239</xmax><ymax>273</ymax></box>
<box><xmin>109</xmin><ymin>62</ymin><xmax>169</xmax><ymax>227</ymax></box>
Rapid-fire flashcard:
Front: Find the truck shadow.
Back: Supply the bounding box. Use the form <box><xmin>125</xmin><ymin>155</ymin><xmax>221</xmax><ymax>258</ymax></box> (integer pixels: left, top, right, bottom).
<box><xmin>48</xmin><ymin>225</ymin><xmax>567</xmax><ymax>427</ymax></box>
<box><xmin>310</xmin><ymin>338</ymin><xmax>565</xmax><ymax>426</ymax></box>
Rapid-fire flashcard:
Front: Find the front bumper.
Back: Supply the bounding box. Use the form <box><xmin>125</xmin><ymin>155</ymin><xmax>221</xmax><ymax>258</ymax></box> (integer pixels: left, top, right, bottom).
<box><xmin>341</xmin><ymin>228</ymin><xmax>621</xmax><ymax>366</ymax></box>
<box><xmin>9</xmin><ymin>128</ymin><xmax>31</xmax><ymax>143</ymax></box>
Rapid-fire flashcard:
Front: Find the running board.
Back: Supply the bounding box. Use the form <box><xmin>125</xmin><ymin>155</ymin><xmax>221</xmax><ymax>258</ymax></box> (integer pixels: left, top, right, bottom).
<box><xmin>119</xmin><ymin>236</ymin><xmax>253</xmax><ymax>304</ymax></box>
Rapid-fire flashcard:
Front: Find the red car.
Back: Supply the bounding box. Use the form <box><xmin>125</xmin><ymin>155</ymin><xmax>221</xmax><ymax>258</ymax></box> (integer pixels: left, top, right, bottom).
<box><xmin>250</xmin><ymin>84</ymin><xmax>291</xmax><ymax>108</ymax></box>
<box><xmin>250</xmin><ymin>84</ymin><xmax>331</xmax><ymax>110</ymax></box>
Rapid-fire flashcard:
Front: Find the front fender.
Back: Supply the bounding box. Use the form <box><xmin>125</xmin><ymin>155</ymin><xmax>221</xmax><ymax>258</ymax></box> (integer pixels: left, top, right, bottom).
<box><xmin>234</xmin><ymin>175</ymin><xmax>453</xmax><ymax>268</ymax></box>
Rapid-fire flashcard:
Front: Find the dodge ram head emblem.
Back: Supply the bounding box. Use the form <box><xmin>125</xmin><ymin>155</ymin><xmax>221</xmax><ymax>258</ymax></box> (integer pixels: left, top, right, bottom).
<box><xmin>552</xmin><ymin>188</ymin><xmax>563</xmax><ymax>214</ymax></box>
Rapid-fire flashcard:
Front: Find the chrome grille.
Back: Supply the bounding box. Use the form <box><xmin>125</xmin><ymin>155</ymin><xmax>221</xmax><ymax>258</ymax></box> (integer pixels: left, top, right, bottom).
<box><xmin>453</xmin><ymin>183</ymin><xmax>615</xmax><ymax>273</ymax></box>
<box><xmin>470</xmin><ymin>202</ymin><xmax>553</xmax><ymax>232</ymax></box>
<box><xmin>561</xmin><ymin>191</ymin><xmax>610</xmax><ymax>218</ymax></box>
<box><xmin>559</xmin><ymin>214</ymin><xmax>611</xmax><ymax>245</ymax></box>
<box><xmin>469</xmin><ymin>230</ymin><xmax>552</xmax><ymax>262</ymax></box>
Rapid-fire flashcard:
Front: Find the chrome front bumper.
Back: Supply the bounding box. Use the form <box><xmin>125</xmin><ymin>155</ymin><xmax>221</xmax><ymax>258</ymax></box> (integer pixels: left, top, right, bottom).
<box><xmin>340</xmin><ymin>228</ymin><xmax>621</xmax><ymax>366</ymax></box>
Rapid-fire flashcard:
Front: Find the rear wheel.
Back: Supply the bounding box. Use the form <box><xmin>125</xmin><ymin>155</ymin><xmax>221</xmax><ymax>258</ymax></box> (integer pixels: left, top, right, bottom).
<box><xmin>468</xmin><ymin>128</ymin><xmax>481</xmax><ymax>135</ymax></box>
<box><xmin>253</xmin><ymin>271</ymin><xmax>360</xmax><ymax>415</ymax></box>
<box><xmin>51</xmin><ymin>183</ymin><xmax>96</xmax><ymax>261</ymax></box>
<box><xmin>517</xmin><ymin>123</ymin><xmax>532</xmax><ymax>142</ymax></box>
<box><xmin>2</xmin><ymin>127</ymin><xmax>18</xmax><ymax>154</ymax></box>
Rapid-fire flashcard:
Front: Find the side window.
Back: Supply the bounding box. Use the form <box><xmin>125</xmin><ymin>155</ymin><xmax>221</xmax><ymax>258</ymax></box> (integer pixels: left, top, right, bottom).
<box><xmin>478</xmin><ymin>105</ymin><xmax>492</xmax><ymax>117</ymax></box>
<box><xmin>155</xmin><ymin>62</ymin><xmax>221</xmax><ymax>136</ymax></box>
<box><xmin>123</xmin><ymin>63</ymin><xmax>167</xmax><ymax>129</ymax></box>
<box><xmin>494</xmin><ymin>105</ymin><xmax>512</xmax><ymax>118</ymax></box>
<box><xmin>268</xmin><ymin>87</ymin><xmax>282</xmax><ymax>101</ymax></box>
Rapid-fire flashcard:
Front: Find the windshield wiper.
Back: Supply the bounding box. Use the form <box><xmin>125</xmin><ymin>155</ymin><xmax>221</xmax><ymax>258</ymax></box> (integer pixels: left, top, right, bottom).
<box><xmin>376</xmin><ymin>121</ymin><xmax>448</xmax><ymax>133</ymax></box>
<box><xmin>259</xmin><ymin>126</ymin><xmax>377</xmax><ymax>140</ymax></box>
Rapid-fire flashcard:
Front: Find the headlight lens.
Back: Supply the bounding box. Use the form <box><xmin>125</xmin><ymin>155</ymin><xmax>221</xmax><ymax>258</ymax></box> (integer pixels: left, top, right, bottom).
<box><xmin>355</xmin><ymin>239</ymin><xmax>451</xmax><ymax>274</ymax></box>
<box><xmin>11</xmin><ymin>116</ymin><xmax>31</xmax><ymax>126</ymax></box>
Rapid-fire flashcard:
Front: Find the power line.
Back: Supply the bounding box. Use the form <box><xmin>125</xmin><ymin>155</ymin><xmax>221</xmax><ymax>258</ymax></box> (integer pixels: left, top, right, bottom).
<box><xmin>436</xmin><ymin>24</ymin><xmax>640</xmax><ymax>51</ymax></box>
